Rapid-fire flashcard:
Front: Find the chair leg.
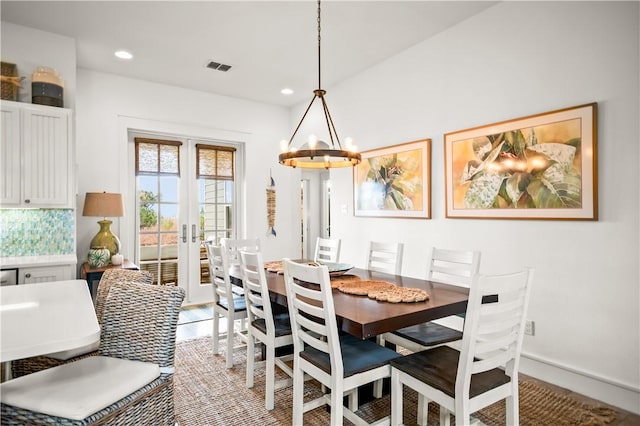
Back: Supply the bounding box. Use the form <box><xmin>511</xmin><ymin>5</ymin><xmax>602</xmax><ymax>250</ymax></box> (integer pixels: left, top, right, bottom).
<box><xmin>417</xmin><ymin>394</ymin><xmax>429</xmax><ymax>426</ymax></box>
<box><xmin>265</xmin><ymin>343</ymin><xmax>275</xmax><ymax>410</ymax></box>
<box><xmin>440</xmin><ymin>406</ymin><xmax>452</xmax><ymax>426</ymax></box>
<box><xmin>506</xmin><ymin>385</ymin><xmax>519</xmax><ymax>426</ymax></box>
<box><xmin>212</xmin><ymin>312</ymin><xmax>220</xmax><ymax>355</ymax></box>
<box><xmin>453</xmin><ymin>401</ymin><xmax>470</xmax><ymax>426</ymax></box>
<box><xmin>347</xmin><ymin>388</ymin><xmax>358</xmax><ymax>412</ymax></box>
<box><xmin>246</xmin><ymin>334</ymin><xmax>255</xmax><ymax>389</ymax></box>
<box><xmin>373</xmin><ymin>334</ymin><xmax>386</xmax><ymax>399</ymax></box>
<box><xmin>292</xmin><ymin>358</ymin><xmax>304</xmax><ymax>426</ymax></box>
<box><xmin>391</xmin><ymin>369</ymin><xmax>403</xmax><ymax>426</ymax></box>
<box><xmin>330</xmin><ymin>380</ymin><xmax>344</xmax><ymax>426</ymax></box>
<box><xmin>226</xmin><ymin>313</ymin><xmax>234</xmax><ymax>368</ymax></box>
<box><xmin>372</xmin><ymin>379</ymin><xmax>384</xmax><ymax>399</ymax></box>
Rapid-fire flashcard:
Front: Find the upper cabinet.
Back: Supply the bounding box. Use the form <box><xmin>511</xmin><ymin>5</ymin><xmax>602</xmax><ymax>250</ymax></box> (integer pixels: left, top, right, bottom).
<box><xmin>1</xmin><ymin>101</ymin><xmax>74</xmax><ymax>208</ymax></box>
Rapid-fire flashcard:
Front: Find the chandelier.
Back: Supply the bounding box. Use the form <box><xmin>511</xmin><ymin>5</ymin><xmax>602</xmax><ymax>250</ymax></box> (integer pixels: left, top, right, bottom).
<box><xmin>278</xmin><ymin>0</ymin><xmax>361</xmax><ymax>169</ymax></box>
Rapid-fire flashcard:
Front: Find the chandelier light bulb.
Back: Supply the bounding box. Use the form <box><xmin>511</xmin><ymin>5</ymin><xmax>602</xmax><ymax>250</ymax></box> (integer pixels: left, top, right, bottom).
<box><xmin>308</xmin><ymin>134</ymin><xmax>318</xmax><ymax>149</ymax></box>
<box><xmin>345</xmin><ymin>137</ymin><xmax>358</xmax><ymax>152</ymax></box>
<box><xmin>280</xmin><ymin>139</ymin><xmax>289</xmax><ymax>153</ymax></box>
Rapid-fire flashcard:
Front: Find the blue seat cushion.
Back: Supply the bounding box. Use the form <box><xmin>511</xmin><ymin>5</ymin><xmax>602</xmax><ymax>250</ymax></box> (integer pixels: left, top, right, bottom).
<box><xmin>252</xmin><ymin>313</ymin><xmax>292</xmax><ymax>337</ymax></box>
<box><xmin>390</xmin><ymin>345</ymin><xmax>510</xmax><ymax>398</ymax></box>
<box><xmin>301</xmin><ymin>334</ymin><xmax>401</xmax><ymax>378</ymax></box>
<box><xmin>217</xmin><ymin>295</ymin><xmax>246</xmax><ymax>311</ymax></box>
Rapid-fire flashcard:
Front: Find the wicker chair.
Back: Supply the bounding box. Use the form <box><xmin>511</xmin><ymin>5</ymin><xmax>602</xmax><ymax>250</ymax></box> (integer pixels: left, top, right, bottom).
<box><xmin>0</xmin><ymin>280</ymin><xmax>185</xmax><ymax>425</ymax></box>
<box><xmin>11</xmin><ymin>269</ymin><xmax>153</xmax><ymax>378</ymax></box>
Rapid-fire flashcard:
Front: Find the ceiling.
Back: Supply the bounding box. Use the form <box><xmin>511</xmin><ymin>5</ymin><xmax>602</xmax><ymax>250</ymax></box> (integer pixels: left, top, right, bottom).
<box><xmin>1</xmin><ymin>1</ymin><xmax>496</xmax><ymax>107</ymax></box>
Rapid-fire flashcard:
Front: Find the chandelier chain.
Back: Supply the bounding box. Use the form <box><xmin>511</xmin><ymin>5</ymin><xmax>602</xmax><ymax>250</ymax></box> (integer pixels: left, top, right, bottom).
<box><xmin>317</xmin><ymin>0</ymin><xmax>322</xmax><ymax>90</ymax></box>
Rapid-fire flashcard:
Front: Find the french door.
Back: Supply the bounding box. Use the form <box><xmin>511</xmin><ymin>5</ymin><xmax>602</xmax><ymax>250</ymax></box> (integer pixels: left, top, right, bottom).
<box><xmin>133</xmin><ymin>136</ymin><xmax>238</xmax><ymax>305</ymax></box>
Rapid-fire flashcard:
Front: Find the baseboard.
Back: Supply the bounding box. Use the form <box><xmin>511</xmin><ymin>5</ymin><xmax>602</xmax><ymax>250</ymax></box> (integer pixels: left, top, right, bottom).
<box><xmin>520</xmin><ymin>351</ymin><xmax>640</xmax><ymax>415</ymax></box>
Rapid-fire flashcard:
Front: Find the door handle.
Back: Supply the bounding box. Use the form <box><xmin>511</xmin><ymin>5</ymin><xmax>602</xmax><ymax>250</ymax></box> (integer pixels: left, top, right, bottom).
<box><xmin>192</xmin><ymin>224</ymin><xmax>197</xmax><ymax>243</ymax></box>
<box><xmin>182</xmin><ymin>224</ymin><xmax>187</xmax><ymax>243</ymax></box>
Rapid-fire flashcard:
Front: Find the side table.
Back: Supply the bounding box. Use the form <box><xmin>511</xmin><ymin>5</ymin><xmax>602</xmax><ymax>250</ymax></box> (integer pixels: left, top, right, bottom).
<box><xmin>81</xmin><ymin>260</ymin><xmax>139</xmax><ymax>300</ymax></box>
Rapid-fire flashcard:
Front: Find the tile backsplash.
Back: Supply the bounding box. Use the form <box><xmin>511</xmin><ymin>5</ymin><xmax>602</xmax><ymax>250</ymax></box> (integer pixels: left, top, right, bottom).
<box><xmin>0</xmin><ymin>209</ymin><xmax>75</xmax><ymax>257</ymax></box>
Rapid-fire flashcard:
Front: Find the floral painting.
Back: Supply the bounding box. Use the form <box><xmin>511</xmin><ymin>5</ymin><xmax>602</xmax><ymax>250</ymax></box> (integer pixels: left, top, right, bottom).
<box><xmin>445</xmin><ymin>103</ymin><xmax>597</xmax><ymax>220</ymax></box>
<box><xmin>354</xmin><ymin>139</ymin><xmax>431</xmax><ymax>218</ymax></box>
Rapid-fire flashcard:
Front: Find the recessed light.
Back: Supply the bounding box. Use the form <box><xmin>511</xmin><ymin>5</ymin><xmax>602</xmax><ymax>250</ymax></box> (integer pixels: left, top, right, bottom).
<box><xmin>281</xmin><ymin>88</ymin><xmax>294</xmax><ymax>95</ymax></box>
<box><xmin>114</xmin><ymin>50</ymin><xmax>133</xmax><ymax>60</ymax></box>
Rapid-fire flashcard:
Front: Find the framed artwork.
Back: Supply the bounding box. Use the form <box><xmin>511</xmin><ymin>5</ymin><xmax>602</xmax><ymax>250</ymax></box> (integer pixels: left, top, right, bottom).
<box><xmin>445</xmin><ymin>103</ymin><xmax>597</xmax><ymax>220</ymax></box>
<box><xmin>353</xmin><ymin>139</ymin><xmax>431</xmax><ymax>219</ymax></box>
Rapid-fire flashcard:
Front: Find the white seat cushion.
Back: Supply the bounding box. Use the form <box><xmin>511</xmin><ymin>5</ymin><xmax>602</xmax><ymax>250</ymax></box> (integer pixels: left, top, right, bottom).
<box><xmin>46</xmin><ymin>339</ymin><xmax>100</xmax><ymax>360</ymax></box>
<box><xmin>0</xmin><ymin>356</ymin><xmax>160</xmax><ymax>420</ymax></box>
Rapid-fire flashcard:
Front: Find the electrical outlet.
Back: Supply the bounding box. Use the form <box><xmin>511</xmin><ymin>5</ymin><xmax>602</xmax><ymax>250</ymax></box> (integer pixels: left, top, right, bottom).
<box><xmin>525</xmin><ymin>320</ymin><xmax>535</xmax><ymax>336</ymax></box>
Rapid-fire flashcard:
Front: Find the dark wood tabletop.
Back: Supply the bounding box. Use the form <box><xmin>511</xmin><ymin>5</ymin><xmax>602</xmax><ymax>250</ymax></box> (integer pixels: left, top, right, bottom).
<box><xmin>230</xmin><ymin>265</ymin><xmax>470</xmax><ymax>340</ymax></box>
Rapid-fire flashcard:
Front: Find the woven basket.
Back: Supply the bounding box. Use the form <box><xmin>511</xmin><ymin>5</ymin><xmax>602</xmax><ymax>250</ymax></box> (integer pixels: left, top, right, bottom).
<box><xmin>1</xmin><ymin>61</ymin><xmax>19</xmax><ymax>101</ymax></box>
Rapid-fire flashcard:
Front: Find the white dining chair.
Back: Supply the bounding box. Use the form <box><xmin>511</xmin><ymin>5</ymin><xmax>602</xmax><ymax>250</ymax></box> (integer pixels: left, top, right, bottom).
<box><xmin>220</xmin><ymin>237</ymin><xmax>261</xmax><ymax>296</ymax></box>
<box><xmin>390</xmin><ymin>268</ymin><xmax>534</xmax><ymax>426</ymax></box>
<box><xmin>239</xmin><ymin>249</ymin><xmax>294</xmax><ymax>410</ymax></box>
<box><xmin>283</xmin><ymin>258</ymin><xmax>401</xmax><ymax>425</ymax></box>
<box><xmin>313</xmin><ymin>237</ymin><xmax>341</xmax><ymax>263</ymax></box>
<box><xmin>383</xmin><ymin>247</ymin><xmax>481</xmax><ymax>353</ymax></box>
<box><xmin>366</xmin><ymin>241</ymin><xmax>404</xmax><ymax>275</ymax></box>
<box><xmin>379</xmin><ymin>247</ymin><xmax>480</xmax><ymax>423</ymax></box>
<box><xmin>204</xmin><ymin>240</ymin><xmax>250</xmax><ymax>369</ymax></box>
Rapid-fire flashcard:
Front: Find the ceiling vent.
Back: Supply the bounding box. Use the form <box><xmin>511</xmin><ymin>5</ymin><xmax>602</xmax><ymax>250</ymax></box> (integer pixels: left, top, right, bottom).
<box><xmin>206</xmin><ymin>61</ymin><xmax>232</xmax><ymax>72</ymax></box>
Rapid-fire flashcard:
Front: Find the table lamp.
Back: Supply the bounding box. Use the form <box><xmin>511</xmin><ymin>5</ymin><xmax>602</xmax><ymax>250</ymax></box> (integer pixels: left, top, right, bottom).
<box><xmin>82</xmin><ymin>192</ymin><xmax>125</xmax><ymax>256</ymax></box>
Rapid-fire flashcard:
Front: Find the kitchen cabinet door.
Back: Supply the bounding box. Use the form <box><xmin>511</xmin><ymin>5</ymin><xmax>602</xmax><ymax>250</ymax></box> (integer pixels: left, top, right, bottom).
<box><xmin>0</xmin><ymin>103</ymin><xmax>21</xmax><ymax>204</ymax></box>
<box><xmin>19</xmin><ymin>265</ymin><xmax>74</xmax><ymax>284</ymax></box>
<box><xmin>0</xmin><ymin>101</ymin><xmax>73</xmax><ymax>208</ymax></box>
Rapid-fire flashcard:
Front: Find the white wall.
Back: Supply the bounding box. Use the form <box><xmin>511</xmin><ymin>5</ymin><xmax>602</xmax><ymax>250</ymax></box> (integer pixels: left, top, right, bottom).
<box><xmin>296</xmin><ymin>1</ymin><xmax>638</xmax><ymax>412</ymax></box>
<box><xmin>75</xmin><ymin>69</ymin><xmax>300</xmax><ymax>269</ymax></box>
<box><xmin>0</xmin><ymin>22</ymin><xmax>76</xmax><ymax>108</ymax></box>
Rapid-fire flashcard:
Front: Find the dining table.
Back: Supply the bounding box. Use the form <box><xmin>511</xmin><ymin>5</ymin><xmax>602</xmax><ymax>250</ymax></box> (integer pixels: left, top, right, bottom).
<box><xmin>229</xmin><ymin>261</ymin><xmax>471</xmax><ymax>340</ymax></box>
<box><xmin>0</xmin><ymin>279</ymin><xmax>100</xmax><ymax>365</ymax></box>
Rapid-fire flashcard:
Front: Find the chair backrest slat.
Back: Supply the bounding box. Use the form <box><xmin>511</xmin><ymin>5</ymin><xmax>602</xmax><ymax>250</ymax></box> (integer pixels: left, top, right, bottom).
<box><xmin>456</xmin><ymin>268</ymin><xmax>533</xmax><ymax>388</ymax></box>
<box><xmin>239</xmin><ymin>250</ymin><xmax>272</xmax><ymax>334</ymax></box>
<box><xmin>367</xmin><ymin>241</ymin><xmax>404</xmax><ymax>275</ymax></box>
<box><xmin>204</xmin><ymin>241</ymin><xmax>232</xmax><ymax>303</ymax></box>
<box><xmin>221</xmin><ymin>238</ymin><xmax>260</xmax><ymax>268</ymax></box>
<box><xmin>314</xmin><ymin>237</ymin><xmax>341</xmax><ymax>263</ymax></box>
<box><xmin>427</xmin><ymin>247</ymin><xmax>481</xmax><ymax>287</ymax></box>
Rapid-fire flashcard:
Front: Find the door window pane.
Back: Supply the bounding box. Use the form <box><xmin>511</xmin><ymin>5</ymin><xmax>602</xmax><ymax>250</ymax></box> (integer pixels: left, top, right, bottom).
<box><xmin>135</xmin><ymin>138</ymin><xmax>182</xmax><ymax>287</ymax></box>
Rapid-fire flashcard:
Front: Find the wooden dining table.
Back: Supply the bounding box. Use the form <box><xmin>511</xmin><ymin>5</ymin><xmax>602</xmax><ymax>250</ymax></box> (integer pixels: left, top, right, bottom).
<box><xmin>229</xmin><ymin>263</ymin><xmax>471</xmax><ymax>340</ymax></box>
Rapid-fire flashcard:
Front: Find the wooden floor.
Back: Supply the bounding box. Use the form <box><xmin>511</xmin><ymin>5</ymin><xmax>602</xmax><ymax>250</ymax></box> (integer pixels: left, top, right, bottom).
<box><xmin>176</xmin><ymin>317</ymin><xmax>640</xmax><ymax>425</ymax></box>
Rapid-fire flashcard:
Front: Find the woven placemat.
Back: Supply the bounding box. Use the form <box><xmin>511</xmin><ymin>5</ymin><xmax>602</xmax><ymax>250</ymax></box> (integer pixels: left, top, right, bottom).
<box><xmin>264</xmin><ymin>260</ymin><xmax>284</xmax><ymax>274</ymax></box>
<box><xmin>330</xmin><ymin>274</ymin><xmax>362</xmax><ymax>288</ymax></box>
<box><xmin>174</xmin><ymin>337</ymin><xmax>618</xmax><ymax>426</ymax></box>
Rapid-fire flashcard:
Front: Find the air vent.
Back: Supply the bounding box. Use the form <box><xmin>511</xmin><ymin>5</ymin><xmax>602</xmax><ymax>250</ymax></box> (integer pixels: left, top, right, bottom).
<box><xmin>206</xmin><ymin>61</ymin><xmax>232</xmax><ymax>72</ymax></box>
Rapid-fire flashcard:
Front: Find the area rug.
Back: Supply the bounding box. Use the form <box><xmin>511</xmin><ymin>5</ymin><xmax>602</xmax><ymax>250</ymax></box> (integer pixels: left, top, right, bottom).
<box><xmin>174</xmin><ymin>337</ymin><xmax>617</xmax><ymax>425</ymax></box>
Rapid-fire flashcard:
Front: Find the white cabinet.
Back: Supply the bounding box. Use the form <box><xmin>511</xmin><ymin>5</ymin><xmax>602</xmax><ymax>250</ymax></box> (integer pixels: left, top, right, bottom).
<box><xmin>19</xmin><ymin>264</ymin><xmax>75</xmax><ymax>284</ymax></box>
<box><xmin>1</xmin><ymin>101</ymin><xmax>73</xmax><ymax>208</ymax></box>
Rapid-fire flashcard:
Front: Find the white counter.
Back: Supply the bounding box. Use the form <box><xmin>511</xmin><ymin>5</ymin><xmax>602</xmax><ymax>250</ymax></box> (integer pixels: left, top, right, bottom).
<box><xmin>0</xmin><ymin>254</ymin><xmax>78</xmax><ymax>269</ymax></box>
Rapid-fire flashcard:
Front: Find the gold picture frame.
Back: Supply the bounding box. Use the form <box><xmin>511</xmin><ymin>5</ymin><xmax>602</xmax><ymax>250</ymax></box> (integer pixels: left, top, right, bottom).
<box><xmin>353</xmin><ymin>139</ymin><xmax>431</xmax><ymax>219</ymax></box>
<box><xmin>445</xmin><ymin>103</ymin><xmax>597</xmax><ymax>220</ymax></box>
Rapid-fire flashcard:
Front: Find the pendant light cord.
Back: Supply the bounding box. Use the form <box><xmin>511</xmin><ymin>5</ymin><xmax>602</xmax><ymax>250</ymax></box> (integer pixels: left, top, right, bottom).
<box><xmin>317</xmin><ymin>0</ymin><xmax>322</xmax><ymax>90</ymax></box>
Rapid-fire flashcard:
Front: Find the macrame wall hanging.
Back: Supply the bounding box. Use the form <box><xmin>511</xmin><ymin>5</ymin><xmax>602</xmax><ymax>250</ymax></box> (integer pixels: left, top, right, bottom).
<box><xmin>267</xmin><ymin>170</ymin><xmax>276</xmax><ymax>237</ymax></box>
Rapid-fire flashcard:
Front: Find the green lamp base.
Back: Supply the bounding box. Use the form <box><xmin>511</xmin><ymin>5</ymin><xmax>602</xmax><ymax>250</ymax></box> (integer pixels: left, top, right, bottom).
<box><xmin>90</xmin><ymin>219</ymin><xmax>121</xmax><ymax>256</ymax></box>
